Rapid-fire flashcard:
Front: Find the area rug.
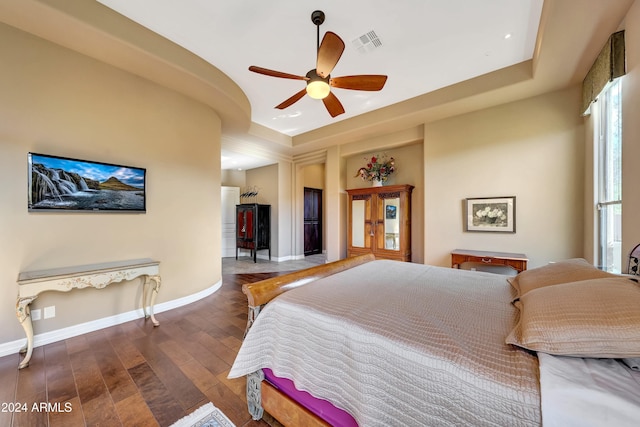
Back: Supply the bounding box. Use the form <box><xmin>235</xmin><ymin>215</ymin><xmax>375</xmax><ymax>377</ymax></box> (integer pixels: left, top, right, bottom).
<box><xmin>169</xmin><ymin>402</ymin><xmax>236</xmax><ymax>427</ymax></box>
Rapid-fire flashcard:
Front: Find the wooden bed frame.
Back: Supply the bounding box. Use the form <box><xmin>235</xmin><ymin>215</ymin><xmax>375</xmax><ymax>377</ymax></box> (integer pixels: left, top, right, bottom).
<box><xmin>240</xmin><ymin>253</ymin><xmax>376</xmax><ymax>427</ymax></box>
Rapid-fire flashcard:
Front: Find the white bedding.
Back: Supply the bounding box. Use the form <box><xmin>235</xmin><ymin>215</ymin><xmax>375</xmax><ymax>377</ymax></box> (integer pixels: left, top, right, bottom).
<box><xmin>229</xmin><ymin>260</ymin><xmax>541</xmax><ymax>426</ymax></box>
<box><xmin>538</xmin><ymin>353</ymin><xmax>640</xmax><ymax>427</ymax></box>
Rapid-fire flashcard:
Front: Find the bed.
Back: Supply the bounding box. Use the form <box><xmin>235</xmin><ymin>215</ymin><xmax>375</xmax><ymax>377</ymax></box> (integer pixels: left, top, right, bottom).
<box><xmin>228</xmin><ymin>254</ymin><xmax>640</xmax><ymax>426</ymax></box>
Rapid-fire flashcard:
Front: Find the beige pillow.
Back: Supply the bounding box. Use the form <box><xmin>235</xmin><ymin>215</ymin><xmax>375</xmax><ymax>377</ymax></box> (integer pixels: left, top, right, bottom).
<box><xmin>506</xmin><ymin>277</ymin><xmax>640</xmax><ymax>358</ymax></box>
<box><xmin>508</xmin><ymin>258</ymin><xmax>617</xmax><ymax>300</ymax></box>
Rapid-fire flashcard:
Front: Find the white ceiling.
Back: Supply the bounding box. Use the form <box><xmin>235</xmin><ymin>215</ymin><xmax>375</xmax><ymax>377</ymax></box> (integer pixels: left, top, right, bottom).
<box><xmin>221</xmin><ymin>151</ymin><xmax>274</xmax><ymax>172</ymax></box>
<box><xmin>96</xmin><ymin>0</ymin><xmax>543</xmax><ymax>169</ymax></box>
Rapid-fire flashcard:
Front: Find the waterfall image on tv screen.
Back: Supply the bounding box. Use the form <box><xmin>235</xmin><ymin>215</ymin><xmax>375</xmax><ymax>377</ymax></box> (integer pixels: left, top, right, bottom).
<box><xmin>28</xmin><ymin>153</ymin><xmax>146</xmax><ymax>212</ymax></box>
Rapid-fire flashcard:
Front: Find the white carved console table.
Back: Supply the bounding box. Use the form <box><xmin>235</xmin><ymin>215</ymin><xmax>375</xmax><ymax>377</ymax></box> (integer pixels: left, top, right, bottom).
<box><xmin>16</xmin><ymin>258</ymin><xmax>161</xmax><ymax>369</ymax></box>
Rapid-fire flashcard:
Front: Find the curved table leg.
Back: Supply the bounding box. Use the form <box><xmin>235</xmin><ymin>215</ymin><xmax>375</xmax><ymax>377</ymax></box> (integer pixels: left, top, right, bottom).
<box><xmin>142</xmin><ymin>276</ymin><xmax>150</xmax><ymax>319</ymax></box>
<box><xmin>16</xmin><ymin>296</ymin><xmax>37</xmax><ymax>369</ymax></box>
<box><xmin>144</xmin><ymin>275</ymin><xmax>161</xmax><ymax>326</ymax></box>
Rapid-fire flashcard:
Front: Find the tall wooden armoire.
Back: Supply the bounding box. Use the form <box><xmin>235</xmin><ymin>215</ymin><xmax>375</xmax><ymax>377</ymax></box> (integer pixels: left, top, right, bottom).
<box><xmin>236</xmin><ymin>204</ymin><xmax>271</xmax><ymax>263</ymax></box>
<box><xmin>346</xmin><ymin>184</ymin><xmax>413</xmax><ymax>262</ymax></box>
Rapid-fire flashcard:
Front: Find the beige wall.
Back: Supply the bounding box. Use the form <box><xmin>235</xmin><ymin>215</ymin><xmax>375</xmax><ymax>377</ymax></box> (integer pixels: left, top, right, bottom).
<box><xmin>303</xmin><ymin>164</ymin><xmax>325</xmax><ymax>190</ymax></box>
<box><xmin>245</xmin><ymin>164</ymin><xmax>281</xmax><ymax>258</ymax></box>
<box><xmin>221</xmin><ymin>169</ymin><xmax>246</xmax><ymax>188</ymax></box>
<box><xmin>0</xmin><ymin>24</ymin><xmax>222</xmax><ymax>344</ymax></box>
<box><xmin>245</xmin><ymin>165</ymin><xmax>277</xmax><ymax>204</ymax></box>
<box><xmin>424</xmin><ymin>86</ymin><xmax>584</xmax><ymax>269</ymax></box>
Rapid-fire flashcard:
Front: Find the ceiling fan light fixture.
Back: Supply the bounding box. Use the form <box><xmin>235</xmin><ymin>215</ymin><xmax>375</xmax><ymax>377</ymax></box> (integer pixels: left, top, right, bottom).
<box><xmin>305</xmin><ymin>69</ymin><xmax>330</xmax><ymax>99</ymax></box>
<box><xmin>306</xmin><ymin>79</ymin><xmax>331</xmax><ymax>99</ymax></box>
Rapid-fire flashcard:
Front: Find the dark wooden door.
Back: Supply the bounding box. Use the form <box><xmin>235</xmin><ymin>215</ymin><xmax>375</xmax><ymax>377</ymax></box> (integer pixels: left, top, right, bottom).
<box><xmin>304</xmin><ymin>187</ymin><xmax>322</xmax><ymax>255</ymax></box>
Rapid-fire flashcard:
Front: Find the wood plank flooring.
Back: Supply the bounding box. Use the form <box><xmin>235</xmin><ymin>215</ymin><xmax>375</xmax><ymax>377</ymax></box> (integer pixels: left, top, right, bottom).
<box><xmin>0</xmin><ymin>272</ymin><xmax>286</xmax><ymax>427</ymax></box>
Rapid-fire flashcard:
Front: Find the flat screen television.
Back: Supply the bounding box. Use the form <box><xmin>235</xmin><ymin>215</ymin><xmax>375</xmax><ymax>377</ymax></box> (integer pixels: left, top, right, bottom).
<box><xmin>28</xmin><ymin>152</ymin><xmax>146</xmax><ymax>212</ymax></box>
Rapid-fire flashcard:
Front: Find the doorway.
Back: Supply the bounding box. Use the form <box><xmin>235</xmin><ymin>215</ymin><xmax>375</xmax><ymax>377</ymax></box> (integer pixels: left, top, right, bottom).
<box><xmin>304</xmin><ymin>187</ymin><xmax>323</xmax><ymax>256</ymax></box>
<box><xmin>221</xmin><ymin>186</ymin><xmax>240</xmax><ymax>258</ymax></box>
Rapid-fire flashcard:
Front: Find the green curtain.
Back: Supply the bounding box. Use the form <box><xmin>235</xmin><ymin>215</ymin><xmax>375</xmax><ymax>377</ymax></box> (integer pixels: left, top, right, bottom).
<box><xmin>582</xmin><ymin>30</ymin><xmax>625</xmax><ymax>115</ymax></box>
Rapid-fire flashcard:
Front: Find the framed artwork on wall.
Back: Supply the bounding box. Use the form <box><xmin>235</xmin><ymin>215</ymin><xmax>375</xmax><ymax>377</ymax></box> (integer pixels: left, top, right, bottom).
<box><xmin>465</xmin><ymin>196</ymin><xmax>515</xmax><ymax>233</ymax></box>
<box><xmin>28</xmin><ymin>152</ymin><xmax>146</xmax><ymax>213</ymax></box>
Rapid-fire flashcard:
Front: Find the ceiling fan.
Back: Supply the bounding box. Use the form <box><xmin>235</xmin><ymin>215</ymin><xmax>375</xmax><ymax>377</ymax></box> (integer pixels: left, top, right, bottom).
<box><xmin>248</xmin><ymin>10</ymin><xmax>388</xmax><ymax>118</ymax></box>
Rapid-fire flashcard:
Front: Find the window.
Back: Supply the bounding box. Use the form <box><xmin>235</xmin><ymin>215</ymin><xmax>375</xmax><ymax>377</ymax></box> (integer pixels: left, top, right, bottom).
<box><xmin>595</xmin><ymin>79</ymin><xmax>622</xmax><ymax>272</ymax></box>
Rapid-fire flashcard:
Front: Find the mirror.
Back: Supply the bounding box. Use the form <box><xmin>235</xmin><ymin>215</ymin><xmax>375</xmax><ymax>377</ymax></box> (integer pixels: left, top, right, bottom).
<box><xmin>384</xmin><ymin>197</ymin><xmax>400</xmax><ymax>250</ymax></box>
<box><xmin>352</xmin><ymin>199</ymin><xmax>365</xmax><ymax>247</ymax></box>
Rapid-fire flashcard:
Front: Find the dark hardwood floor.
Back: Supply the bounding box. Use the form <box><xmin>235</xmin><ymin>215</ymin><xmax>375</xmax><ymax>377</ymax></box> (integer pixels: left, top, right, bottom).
<box><xmin>0</xmin><ymin>272</ymin><xmax>287</xmax><ymax>427</ymax></box>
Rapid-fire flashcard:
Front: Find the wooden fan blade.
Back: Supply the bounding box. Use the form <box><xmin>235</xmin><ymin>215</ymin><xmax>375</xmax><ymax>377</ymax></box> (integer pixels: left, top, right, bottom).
<box><xmin>316</xmin><ymin>32</ymin><xmax>345</xmax><ymax>78</ymax></box>
<box><xmin>249</xmin><ymin>66</ymin><xmax>308</xmax><ymax>81</ymax></box>
<box><xmin>322</xmin><ymin>92</ymin><xmax>345</xmax><ymax>118</ymax></box>
<box><xmin>330</xmin><ymin>75</ymin><xmax>388</xmax><ymax>91</ymax></box>
<box><xmin>275</xmin><ymin>88</ymin><xmax>307</xmax><ymax>110</ymax></box>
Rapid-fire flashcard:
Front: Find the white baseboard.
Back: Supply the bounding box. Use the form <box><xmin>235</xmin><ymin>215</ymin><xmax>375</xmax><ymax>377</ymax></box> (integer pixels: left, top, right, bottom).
<box><xmin>230</xmin><ymin>251</ymin><xmax>318</xmax><ymax>262</ymax></box>
<box><xmin>266</xmin><ymin>254</ymin><xmax>302</xmax><ymax>262</ymax></box>
<box><xmin>0</xmin><ymin>280</ymin><xmax>222</xmax><ymax>359</ymax></box>
<box><xmin>221</xmin><ymin>249</ymin><xmax>236</xmax><ymax>258</ymax></box>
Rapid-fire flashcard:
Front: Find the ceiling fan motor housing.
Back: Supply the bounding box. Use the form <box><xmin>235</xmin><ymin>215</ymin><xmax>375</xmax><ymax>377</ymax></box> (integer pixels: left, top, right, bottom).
<box><xmin>311</xmin><ymin>10</ymin><xmax>325</xmax><ymax>26</ymax></box>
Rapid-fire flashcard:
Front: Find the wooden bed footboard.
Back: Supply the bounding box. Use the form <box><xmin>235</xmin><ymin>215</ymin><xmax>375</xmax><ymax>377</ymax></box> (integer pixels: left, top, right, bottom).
<box><xmin>241</xmin><ymin>254</ymin><xmax>375</xmax><ymax>426</ymax></box>
<box><xmin>242</xmin><ymin>253</ymin><xmax>375</xmax><ymax>335</ymax></box>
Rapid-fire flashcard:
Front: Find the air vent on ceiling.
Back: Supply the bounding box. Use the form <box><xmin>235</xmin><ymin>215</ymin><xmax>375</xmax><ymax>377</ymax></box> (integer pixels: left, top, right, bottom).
<box><xmin>352</xmin><ymin>30</ymin><xmax>383</xmax><ymax>54</ymax></box>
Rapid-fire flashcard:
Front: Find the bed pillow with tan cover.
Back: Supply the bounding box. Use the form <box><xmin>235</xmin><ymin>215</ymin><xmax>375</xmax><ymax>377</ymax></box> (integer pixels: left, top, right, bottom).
<box><xmin>508</xmin><ymin>258</ymin><xmax>618</xmax><ymax>301</ymax></box>
<box><xmin>506</xmin><ymin>277</ymin><xmax>640</xmax><ymax>358</ymax></box>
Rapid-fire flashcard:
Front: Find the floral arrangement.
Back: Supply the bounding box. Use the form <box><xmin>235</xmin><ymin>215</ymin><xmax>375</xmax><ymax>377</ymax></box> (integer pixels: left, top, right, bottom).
<box><xmin>475</xmin><ymin>206</ymin><xmax>507</xmax><ymax>225</ymax></box>
<box><xmin>355</xmin><ymin>154</ymin><xmax>395</xmax><ymax>183</ymax></box>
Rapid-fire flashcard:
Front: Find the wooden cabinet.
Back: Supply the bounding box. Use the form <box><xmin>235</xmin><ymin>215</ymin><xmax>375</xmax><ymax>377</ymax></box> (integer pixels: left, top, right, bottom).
<box><xmin>236</xmin><ymin>204</ymin><xmax>271</xmax><ymax>263</ymax></box>
<box><xmin>451</xmin><ymin>249</ymin><xmax>528</xmax><ymax>273</ymax></box>
<box><xmin>347</xmin><ymin>184</ymin><xmax>414</xmax><ymax>262</ymax></box>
